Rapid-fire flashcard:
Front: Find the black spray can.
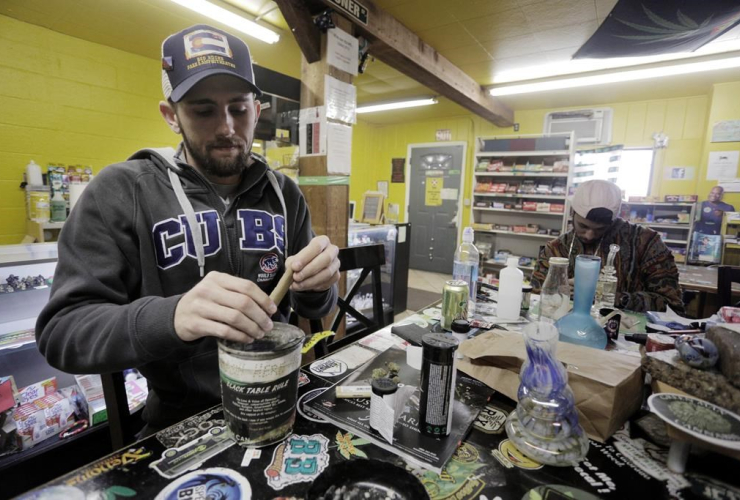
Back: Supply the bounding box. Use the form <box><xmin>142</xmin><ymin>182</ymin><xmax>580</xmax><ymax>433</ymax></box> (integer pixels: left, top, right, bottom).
<box><xmin>419</xmin><ymin>333</ymin><xmax>459</xmax><ymax>437</ymax></box>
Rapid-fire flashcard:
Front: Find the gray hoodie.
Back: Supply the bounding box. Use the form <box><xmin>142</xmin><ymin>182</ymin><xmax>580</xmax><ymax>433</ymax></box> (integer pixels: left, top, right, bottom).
<box><xmin>36</xmin><ymin>147</ymin><xmax>337</xmax><ymax>430</ymax></box>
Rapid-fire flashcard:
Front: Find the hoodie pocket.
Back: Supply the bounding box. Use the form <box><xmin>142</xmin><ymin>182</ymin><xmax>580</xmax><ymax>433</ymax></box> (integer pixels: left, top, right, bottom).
<box><xmin>178</xmin><ymin>348</ymin><xmax>220</xmax><ymax>407</ymax></box>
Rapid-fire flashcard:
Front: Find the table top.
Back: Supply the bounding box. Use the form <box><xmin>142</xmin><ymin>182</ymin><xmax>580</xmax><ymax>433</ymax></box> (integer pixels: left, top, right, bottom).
<box><xmin>677</xmin><ymin>264</ymin><xmax>718</xmax><ymax>293</ymax></box>
<box><xmin>16</xmin><ymin>324</ymin><xmax>738</xmax><ymax>500</ymax></box>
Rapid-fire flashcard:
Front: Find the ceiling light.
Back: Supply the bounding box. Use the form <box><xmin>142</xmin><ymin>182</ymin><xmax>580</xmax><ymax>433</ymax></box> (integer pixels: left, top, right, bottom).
<box><xmin>489</xmin><ymin>55</ymin><xmax>740</xmax><ymax>96</ymax></box>
<box><xmin>356</xmin><ymin>97</ymin><xmax>438</xmax><ymax>114</ymax></box>
<box><xmin>168</xmin><ymin>0</ymin><xmax>280</xmax><ymax>44</ymax></box>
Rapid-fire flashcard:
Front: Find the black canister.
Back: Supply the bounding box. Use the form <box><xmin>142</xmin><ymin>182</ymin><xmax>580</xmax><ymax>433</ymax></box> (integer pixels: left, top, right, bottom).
<box><xmin>419</xmin><ymin>333</ymin><xmax>459</xmax><ymax>437</ymax></box>
<box><xmin>369</xmin><ymin>378</ymin><xmax>399</xmax><ymax>432</ymax></box>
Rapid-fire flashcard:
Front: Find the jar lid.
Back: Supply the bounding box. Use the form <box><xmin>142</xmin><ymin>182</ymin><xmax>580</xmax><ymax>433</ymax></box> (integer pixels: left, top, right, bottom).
<box><xmin>371</xmin><ymin>378</ymin><xmax>398</xmax><ymax>395</ymax></box>
<box><xmin>549</xmin><ymin>257</ymin><xmax>569</xmax><ymax>265</ymax></box>
<box><xmin>451</xmin><ymin>319</ymin><xmax>470</xmax><ymax>333</ymax></box>
<box><xmin>421</xmin><ymin>333</ymin><xmax>459</xmax><ymax>364</ymax></box>
<box><xmin>219</xmin><ymin>323</ymin><xmax>305</xmax><ymax>355</ymax></box>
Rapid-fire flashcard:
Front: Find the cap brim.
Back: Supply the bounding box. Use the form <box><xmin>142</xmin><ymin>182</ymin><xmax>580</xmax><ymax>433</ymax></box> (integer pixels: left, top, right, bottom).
<box><xmin>169</xmin><ymin>69</ymin><xmax>263</xmax><ymax>102</ymax></box>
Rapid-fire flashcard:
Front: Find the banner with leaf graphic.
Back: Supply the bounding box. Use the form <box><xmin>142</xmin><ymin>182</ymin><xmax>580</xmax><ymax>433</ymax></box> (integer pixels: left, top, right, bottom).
<box><xmin>574</xmin><ymin>0</ymin><xmax>740</xmax><ymax>59</ymax></box>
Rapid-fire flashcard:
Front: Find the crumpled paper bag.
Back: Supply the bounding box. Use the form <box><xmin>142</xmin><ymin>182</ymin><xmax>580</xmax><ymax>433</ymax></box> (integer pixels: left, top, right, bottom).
<box><xmin>458</xmin><ymin>330</ymin><xmax>644</xmax><ymax>442</ymax></box>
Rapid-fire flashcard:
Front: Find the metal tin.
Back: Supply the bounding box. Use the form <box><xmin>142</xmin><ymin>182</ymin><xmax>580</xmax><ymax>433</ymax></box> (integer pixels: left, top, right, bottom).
<box><xmin>441</xmin><ymin>280</ymin><xmax>468</xmax><ymax>331</ymax></box>
<box><xmin>217</xmin><ymin>323</ymin><xmax>305</xmax><ymax>448</ymax></box>
<box><xmin>419</xmin><ymin>333</ymin><xmax>459</xmax><ymax>437</ymax></box>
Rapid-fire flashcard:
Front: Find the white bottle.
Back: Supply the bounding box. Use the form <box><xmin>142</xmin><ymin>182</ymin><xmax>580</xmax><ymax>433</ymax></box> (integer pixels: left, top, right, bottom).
<box><xmin>498</xmin><ymin>257</ymin><xmax>523</xmax><ymax>320</ymax></box>
<box><xmin>453</xmin><ymin>227</ymin><xmax>480</xmax><ymax>318</ymax></box>
<box><xmin>25</xmin><ymin>160</ymin><xmax>43</xmax><ymax>186</ymax></box>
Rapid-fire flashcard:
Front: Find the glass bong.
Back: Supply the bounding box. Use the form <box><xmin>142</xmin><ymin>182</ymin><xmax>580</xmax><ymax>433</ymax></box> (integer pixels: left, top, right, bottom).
<box><xmin>594</xmin><ymin>244</ymin><xmax>620</xmax><ymax>311</ymax></box>
<box><xmin>505</xmin><ymin>320</ymin><xmax>589</xmax><ymax>466</ymax></box>
<box><xmin>555</xmin><ymin>255</ymin><xmax>607</xmax><ymax>349</ymax></box>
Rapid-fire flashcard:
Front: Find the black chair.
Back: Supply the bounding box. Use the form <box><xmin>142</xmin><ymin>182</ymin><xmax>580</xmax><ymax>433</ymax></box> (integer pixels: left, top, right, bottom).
<box><xmin>326</xmin><ymin>243</ymin><xmax>387</xmax><ymax>353</ymax></box>
<box><xmin>718</xmin><ymin>265</ymin><xmax>740</xmax><ymax>308</ymax></box>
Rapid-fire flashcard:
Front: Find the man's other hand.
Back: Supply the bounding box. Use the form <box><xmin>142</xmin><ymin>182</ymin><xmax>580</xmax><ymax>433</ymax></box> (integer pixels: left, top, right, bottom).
<box><xmin>287</xmin><ymin>235</ymin><xmax>340</xmax><ymax>293</ymax></box>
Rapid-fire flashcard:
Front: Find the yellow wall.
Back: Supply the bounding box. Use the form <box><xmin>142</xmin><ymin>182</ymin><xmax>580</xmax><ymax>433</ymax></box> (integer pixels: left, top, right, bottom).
<box><xmin>352</xmin><ymin>94</ymin><xmax>712</xmax><ymax>236</ymax></box>
<box><xmin>698</xmin><ymin>82</ymin><xmax>740</xmax><ymax>208</ymax></box>
<box><xmin>0</xmin><ymin>15</ymin><xmax>177</xmax><ymax>244</ymax></box>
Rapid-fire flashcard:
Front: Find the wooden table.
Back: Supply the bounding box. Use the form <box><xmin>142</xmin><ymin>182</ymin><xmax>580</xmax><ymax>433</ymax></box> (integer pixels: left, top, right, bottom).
<box><xmin>16</xmin><ymin>321</ymin><xmax>738</xmax><ymax>500</ymax></box>
<box><xmin>676</xmin><ymin>264</ymin><xmax>718</xmax><ymax>293</ymax></box>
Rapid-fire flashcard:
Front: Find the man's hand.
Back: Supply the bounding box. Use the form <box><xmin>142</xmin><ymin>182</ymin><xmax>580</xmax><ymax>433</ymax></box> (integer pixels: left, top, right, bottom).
<box><xmin>288</xmin><ymin>235</ymin><xmax>340</xmax><ymax>293</ymax></box>
<box><xmin>174</xmin><ymin>271</ymin><xmax>277</xmax><ymax>343</ymax></box>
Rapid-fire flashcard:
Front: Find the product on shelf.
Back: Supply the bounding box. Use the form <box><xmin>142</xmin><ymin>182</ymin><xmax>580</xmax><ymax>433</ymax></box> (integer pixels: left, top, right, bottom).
<box><xmin>551</xmin><ymin>179</ymin><xmax>567</xmax><ymax>195</ymax></box>
<box><xmin>505</xmin><ymin>183</ymin><xmax>519</xmax><ymax>193</ymax></box>
<box><xmin>18</xmin><ymin>377</ymin><xmax>58</xmax><ymax>405</ymax></box>
<box><xmin>536</xmin><ymin>202</ymin><xmax>551</xmax><ymax>212</ymax></box>
<box><xmin>514</xmin><ymin>203</ymin><xmax>523</xmax><ymax>210</ymax></box>
<box><xmin>12</xmin><ymin>389</ymin><xmax>77</xmax><ymax>450</ymax></box>
<box><xmin>526</xmin><ymin>224</ymin><xmax>538</xmax><ymax>234</ymax></box>
<box><xmin>550</xmin><ymin>203</ymin><xmax>565</xmax><ymax>213</ymax></box>
<box><xmin>474</xmin><ymin>201</ymin><xmax>490</xmax><ymax>208</ymax></box>
<box><xmin>519</xmin><ymin>180</ymin><xmax>536</xmax><ymax>194</ymax></box>
<box><xmin>0</xmin><ymin>376</ymin><xmax>19</xmax><ymax>413</ymax></box>
<box><xmin>493</xmin><ymin>202</ymin><xmax>505</xmax><ymax>209</ymax></box>
<box><xmin>535</xmin><ymin>183</ymin><xmax>552</xmax><ymax>194</ymax></box>
<box><xmin>523</xmin><ymin>201</ymin><xmax>537</xmax><ymax>211</ymax></box>
<box><xmin>553</xmin><ymin>160</ymin><xmax>569</xmax><ymax>172</ymax></box>
<box><xmin>472</xmin><ymin>223</ymin><xmax>494</xmax><ymax>231</ymax></box>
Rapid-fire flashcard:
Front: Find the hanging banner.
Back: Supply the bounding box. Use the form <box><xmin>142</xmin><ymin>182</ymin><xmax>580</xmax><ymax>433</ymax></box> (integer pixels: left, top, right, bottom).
<box><xmin>574</xmin><ymin>1</ymin><xmax>740</xmax><ymax>59</ymax></box>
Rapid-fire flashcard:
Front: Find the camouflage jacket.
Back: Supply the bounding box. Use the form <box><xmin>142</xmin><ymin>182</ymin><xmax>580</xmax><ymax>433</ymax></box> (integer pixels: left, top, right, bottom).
<box><xmin>531</xmin><ymin>218</ymin><xmax>683</xmax><ymax>313</ymax></box>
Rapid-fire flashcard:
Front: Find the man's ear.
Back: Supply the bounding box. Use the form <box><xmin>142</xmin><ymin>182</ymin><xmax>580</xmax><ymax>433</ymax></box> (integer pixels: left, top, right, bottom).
<box><xmin>159</xmin><ymin>101</ymin><xmax>181</xmax><ymax>134</ymax></box>
<box><xmin>254</xmin><ymin>99</ymin><xmax>262</xmax><ymax>125</ymax></box>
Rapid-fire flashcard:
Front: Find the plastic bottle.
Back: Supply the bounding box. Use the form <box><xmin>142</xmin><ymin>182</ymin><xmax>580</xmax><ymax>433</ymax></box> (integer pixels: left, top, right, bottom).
<box><xmin>453</xmin><ymin>227</ymin><xmax>480</xmax><ymax>318</ymax></box>
<box><xmin>50</xmin><ymin>189</ymin><xmax>67</xmax><ymax>222</ymax></box>
<box><xmin>498</xmin><ymin>257</ymin><xmax>523</xmax><ymax>320</ymax></box>
<box><xmin>25</xmin><ymin>160</ymin><xmax>43</xmax><ymax>186</ymax></box>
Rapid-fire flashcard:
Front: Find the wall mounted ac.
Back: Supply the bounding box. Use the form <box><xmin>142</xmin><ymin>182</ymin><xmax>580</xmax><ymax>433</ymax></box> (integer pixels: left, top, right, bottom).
<box><xmin>543</xmin><ymin>108</ymin><xmax>613</xmax><ymax>145</ymax></box>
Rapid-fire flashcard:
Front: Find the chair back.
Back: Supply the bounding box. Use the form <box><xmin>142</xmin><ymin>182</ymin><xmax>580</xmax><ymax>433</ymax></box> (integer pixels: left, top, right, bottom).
<box><xmin>327</xmin><ymin>243</ymin><xmax>387</xmax><ymax>352</ymax></box>
<box><xmin>718</xmin><ymin>265</ymin><xmax>740</xmax><ymax>308</ymax></box>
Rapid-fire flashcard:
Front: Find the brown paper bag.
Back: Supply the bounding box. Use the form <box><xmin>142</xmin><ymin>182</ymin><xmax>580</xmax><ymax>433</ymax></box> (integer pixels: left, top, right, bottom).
<box><xmin>458</xmin><ymin>330</ymin><xmax>644</xmax><ymax>442</ymax></box>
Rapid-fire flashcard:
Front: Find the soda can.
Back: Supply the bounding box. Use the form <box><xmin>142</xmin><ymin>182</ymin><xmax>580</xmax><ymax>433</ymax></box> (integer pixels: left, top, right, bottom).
<box><xmin>442</xmin><ymin>280</ymin><xmax>468</xmax><ymax>331</ymax></box>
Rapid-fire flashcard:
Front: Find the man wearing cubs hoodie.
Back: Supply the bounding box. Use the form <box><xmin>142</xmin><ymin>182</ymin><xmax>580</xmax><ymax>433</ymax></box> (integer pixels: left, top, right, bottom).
<box><xmin>36</xmin><ymin>25</ymin><xmax>339</xmax><ymax>435</ymax></box>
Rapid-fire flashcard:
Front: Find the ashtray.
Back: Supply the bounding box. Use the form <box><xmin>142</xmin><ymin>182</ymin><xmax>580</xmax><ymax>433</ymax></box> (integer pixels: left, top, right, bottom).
<box><xmin>306</xmin><ymin>459</ymin><xmax>428</xmax><ymax>500</ymax></box>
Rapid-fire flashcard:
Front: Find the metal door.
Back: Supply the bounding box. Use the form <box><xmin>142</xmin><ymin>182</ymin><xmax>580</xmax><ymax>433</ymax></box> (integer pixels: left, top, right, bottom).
<box><xmin>407</xmin><ymin>143</ymin><xmax>464</xmax><ymax>273</ymax></box>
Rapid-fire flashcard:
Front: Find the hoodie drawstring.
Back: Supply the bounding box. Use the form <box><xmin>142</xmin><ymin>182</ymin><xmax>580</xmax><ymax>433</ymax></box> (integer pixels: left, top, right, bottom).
<box><xmin>169</xmin><ymin>169</ymin><xmax>206</xmax><ymax>277</ymax></box>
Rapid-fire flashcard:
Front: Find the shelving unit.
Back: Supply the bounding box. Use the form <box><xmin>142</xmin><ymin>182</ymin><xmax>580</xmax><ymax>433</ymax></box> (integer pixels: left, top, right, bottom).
<box><xmin>619</xmin><ymin>202</ymin><xmax>696</xmax><ymax>264</ymax></box>
<box><xmin>471</xmin><ymin>133</ymin><xmax>575</xmax><ymax>278</ymax></box>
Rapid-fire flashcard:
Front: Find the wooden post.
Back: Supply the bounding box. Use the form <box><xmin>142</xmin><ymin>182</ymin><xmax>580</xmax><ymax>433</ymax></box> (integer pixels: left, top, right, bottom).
<box><xmin>298</xmin><ymin>14</ymin><xmax>354</xmax><ymax>351</ymax></box>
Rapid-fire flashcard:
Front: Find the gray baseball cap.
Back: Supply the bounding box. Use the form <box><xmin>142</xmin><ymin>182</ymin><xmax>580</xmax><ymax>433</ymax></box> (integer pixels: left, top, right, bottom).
<box><xmin>161</xmin><ymin>24</ymin><xmax>262</xmax><ymax>102</ymax></box>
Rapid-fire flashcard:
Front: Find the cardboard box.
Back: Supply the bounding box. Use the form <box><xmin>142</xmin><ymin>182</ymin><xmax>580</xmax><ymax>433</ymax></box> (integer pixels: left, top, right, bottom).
<box><xmin>536</xmin><ymin>202</ymin><xmax>551</xmax><ymax>212</ymax></box>
<box><xmin>0</xmin><ymin>376</ymin><xmax>19</xmax><ymax>414</ymax></box>
<box><xmin>12</xmin><ymin>391</ymin><xmax>75</xmax><ymax>449</ymax></box>
<box><xmin>550</xmin><ymin>203</ymin><xmax>565</xmax><ymax>213</ymax></box>
<box><xmin>18</xmin><ymin>378</ymin><xmax>57</xmax><ymax>405</ymax></box>
<box><xmin>523</xmin><ymin>201</ymin><xmax>537</xmax><ymax>211</ymax></box>
<box><xmin>75</xmin><ymin>374</ymin><xmax>108</xmax><ymax>426</ymax></box>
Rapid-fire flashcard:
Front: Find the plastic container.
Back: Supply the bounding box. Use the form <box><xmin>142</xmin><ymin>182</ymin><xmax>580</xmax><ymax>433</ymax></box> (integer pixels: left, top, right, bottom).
<box><xmin>217</xmin><ymin>323</ymin><xmax>306</xmax><ymax>447</ymax></box>
<box><xmin>452</xmin><ymin>227</ymin><xmax>479</xmax><ymax>318</ymax></box>
<box><xmin>540</xmin><ymin>257</ymin><xmax>570</xmax><ymax>321</ymax></box>
<box><xmin>50</xmin><ymin>190</ymin><xmax>67</xmax><ymax>223</ymax></box>
<box><xmin>497</xmin><ymin>257</ymin><xmax>523</xmax><ymax>320</ymax></box>
<box><xmin>25</xmin><ymin>160</ymin><xmax>43</xmax><ymax>186</ymax></box>
<box><xmin>26</xmin><ymin>186</ymin><xmax>50</xmax><ymax>223</ymax></box>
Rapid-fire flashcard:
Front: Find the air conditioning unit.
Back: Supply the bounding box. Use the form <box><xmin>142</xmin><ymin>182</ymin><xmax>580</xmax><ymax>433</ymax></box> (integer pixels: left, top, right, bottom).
<box><xmin>543</xmin><ymin>108</ymin><xmax>613</xmax><ymax>145</ymax></box>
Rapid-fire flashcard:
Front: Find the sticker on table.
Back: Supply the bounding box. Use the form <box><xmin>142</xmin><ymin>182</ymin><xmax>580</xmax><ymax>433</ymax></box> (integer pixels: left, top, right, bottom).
<box><xmin>473</xmin><ymin>405</ymin><xmax>508</xmax><ymax>434</ymax></box>
<box><xmin>297</xmin><ymin>388</ymin><xmax>329</xmax><ymax>423</ymax></box>
<box><xmin>298</xmin><ymin>372</ymin><xmax>310</xmax><ymax>387</ymax></box>
<box><xmin>405</xmin><ymin>443</ymin><xmax>486</xmax><ymax>500</ymax></box>
<box><xmin>492</xmin><ymin>439</ymin><xmax>543</xmax><ymax>470</ymax></box>
<box><xmin>64</xmin><ymin>447</ymin><xmax>153</xmax><ymax>487</ymax></box>
<box><xmin>264</xmin><ymin>434</ymin><xmax>330</xmax><ymax>490</ymax></box>
<box><xmin>648</xmin><ymin>393</ymin><xmax>740</xmax><ymax>449</ymax></box>
<box><xmin>335</xmin><ymin>431</ymin><xmax>370</xmax><ymax>460</ymax></box>
<box><xmin>310</xmin><ymin>358</ymin><xmax>348</xmax><ymax>377</ymax></box>
<box><xmin>18</xmin><ymin>485</ymin><xmax>86</xmax><ymax>500</ymax></box>
<box><xmin>154</xmin><ymin>467</ymin><xmax>251</xmax><ymax>500</ymax></box>
<box><xmin>156</xmin><ymin>406</ymin><xmax>224</xmax><ymax>448</ymax></box>
<box><xmin>522</xmin><ymin>485</ymin><xmax>601</xmax><ymax>500</ymax></box>
<box><xmin>423</xmin><ymin>308</ymin><xmax>442</xmax><ymax>321</ymax></box>
<box><xmin>150</xmin><ymin>426</ymin><xmax>235</xmax><ymax>479</ymax></box>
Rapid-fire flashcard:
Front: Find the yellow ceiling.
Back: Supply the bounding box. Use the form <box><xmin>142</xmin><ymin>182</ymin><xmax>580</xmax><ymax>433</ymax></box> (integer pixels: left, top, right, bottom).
<box><xmin>3</xmin><ymin>0</ymin><xmax>740</xmax><ymax>125</ymax></box>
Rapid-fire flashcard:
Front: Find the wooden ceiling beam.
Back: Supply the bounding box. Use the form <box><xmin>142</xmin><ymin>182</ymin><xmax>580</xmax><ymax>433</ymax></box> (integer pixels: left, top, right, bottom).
<box><xmin>274</xmin><ymin>0</ymin><xmax>322</xmax><ymax>64</ymax></box>
<box><xmin>311</xmin><ymin>0</ymin><xmax>513</xmax><ymax>126</ymax></box>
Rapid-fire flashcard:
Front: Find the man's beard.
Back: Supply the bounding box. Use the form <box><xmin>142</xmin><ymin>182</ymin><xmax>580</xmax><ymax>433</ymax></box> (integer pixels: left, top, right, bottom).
<box><xmin>181</xmin><ymin>129</ymin><xmax>251</xmax><ymax>179</ymax></box>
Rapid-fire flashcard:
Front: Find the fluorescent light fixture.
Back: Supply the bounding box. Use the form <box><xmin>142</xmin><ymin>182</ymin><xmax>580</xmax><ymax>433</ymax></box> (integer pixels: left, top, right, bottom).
<box><xmin>357</xmin><ymin>97</ymin><xmax>438</xmax><ymax>114</ymax></box>
<box><xmin>490</xmin><ymin>55</ymin><xmax>740</xmax><ymax>96</ymax></box>
<box><xmin>168</xmin><ymin>0</ymin><xmax>280</xmax><ymax>44</ymax></box>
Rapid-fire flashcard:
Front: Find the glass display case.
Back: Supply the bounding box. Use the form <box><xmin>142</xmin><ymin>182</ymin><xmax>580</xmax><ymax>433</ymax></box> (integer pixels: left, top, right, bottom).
<box><xmin>346</xmin><ymin>223</ymin><xmax>398</xmax><ymax>330</ymax></box>
<box><xmin>0</xmin><ymin>243</ymin><xmax>113</xmax><ymax>496</ymax></box>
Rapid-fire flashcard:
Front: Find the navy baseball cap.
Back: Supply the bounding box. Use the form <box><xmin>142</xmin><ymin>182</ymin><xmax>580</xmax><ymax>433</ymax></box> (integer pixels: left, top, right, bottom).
<box><xmin>161</xmin><ymin>24</ymin><xmax>263</xmax><ymax>102</ymax></box>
